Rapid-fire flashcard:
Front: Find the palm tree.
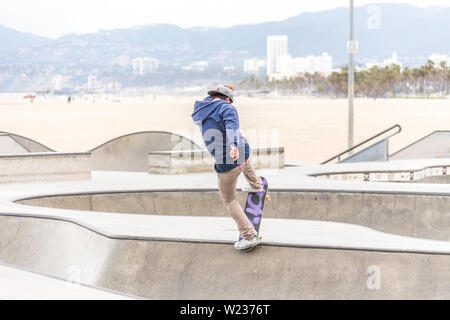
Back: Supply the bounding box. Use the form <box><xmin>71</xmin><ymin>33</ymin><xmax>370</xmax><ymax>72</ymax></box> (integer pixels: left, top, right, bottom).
<box><xmin>385</xmin><ymin>64</ymin><xmax>401</xmax><ymax>97</ymax></box>
<box><xmin>402</xmin><ymin>67</ymin><xmax>412</xmax><ymax>96</ymax></box>
<box><xmin>439</xmin><ymin>61</ymin><xmax>448</xmax><ymax>95</ymax></box>
<box><xmin>421</xmin><ymin>60</ymin><xmax>437</xmax><ymax>96</ymax></box>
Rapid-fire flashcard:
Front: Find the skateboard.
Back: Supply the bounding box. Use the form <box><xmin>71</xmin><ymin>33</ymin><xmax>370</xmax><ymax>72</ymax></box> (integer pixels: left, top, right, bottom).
<box><xmin>239</xmin><ymin>176</ymin><xmax>270</xmax><ymax>250</ymax></box>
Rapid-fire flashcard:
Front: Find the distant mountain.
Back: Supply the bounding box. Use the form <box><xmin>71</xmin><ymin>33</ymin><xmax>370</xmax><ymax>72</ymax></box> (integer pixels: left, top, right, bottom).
<box><xmin>1</xmin><ymin>3</ymin><xmax>450</xmax><ymax>91</ymax></box>
<box><xmin>0</xmin><ymin>25</ymin><xmax>50</xmax><ymax>54</ymax></box>
<box><xmin>186</xmin><ymin>3</ymin><xmax>450</xmax><ymax>63</ymax></box>
<box><xmin>2</xmin><ymin>3</ymin><xmax>450</xmax><ymax>66</ymax></box>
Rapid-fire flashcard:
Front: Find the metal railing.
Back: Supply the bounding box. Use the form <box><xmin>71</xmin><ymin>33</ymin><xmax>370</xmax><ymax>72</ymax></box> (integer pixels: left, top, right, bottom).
<box><xmin>321</xmin><ymin>124</ymin><xmax>402</xmax><ymax>164</ymax></box>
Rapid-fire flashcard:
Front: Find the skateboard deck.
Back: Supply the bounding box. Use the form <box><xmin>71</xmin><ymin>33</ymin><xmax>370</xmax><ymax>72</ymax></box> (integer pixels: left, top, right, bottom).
<box><xmin>239</xmin><ymin>176</ymin><xmax>269</xmax><ymax>243</ymax></box>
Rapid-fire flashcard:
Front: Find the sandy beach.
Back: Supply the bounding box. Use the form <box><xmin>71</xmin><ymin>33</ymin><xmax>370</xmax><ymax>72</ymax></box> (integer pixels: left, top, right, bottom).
<box><xmin>1</xmin><ymin>95</ymin><xmax>449</xmax><ymax>162</ymax></box>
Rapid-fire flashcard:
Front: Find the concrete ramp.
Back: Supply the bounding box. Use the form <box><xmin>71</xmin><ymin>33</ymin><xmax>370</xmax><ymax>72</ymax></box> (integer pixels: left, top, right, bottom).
<box><xmin>0</xmin><ymin>135</ymin><xmax>29</xmax><ymax>154</ymax></box>
<box><xmin>0</xmin><ymin>132</ymin><xmax>55</xmax><ymax>154</ymax></box>
<box><xmin>89</xmin><ymin>131</ymin><xmax>202</xmax><ymax>172</ymax></box>
<box><xmin>0</xmin><ymin>215</ymin><xmax>449</xmax><ymax>299</ymax></box>
<box><xmin>0</xmin><ymin>262</ymin><xmax>134</xmax><ymax>300</ymax></box>
<box><xmin>391</xmin><ymin>131</ymin><xmax>450</xmax><ymax>160</ymax></box>
<box><xmin>18</xmin><ymin>189</ymin><xmax>450</xmax><ymax>242</ymax></box>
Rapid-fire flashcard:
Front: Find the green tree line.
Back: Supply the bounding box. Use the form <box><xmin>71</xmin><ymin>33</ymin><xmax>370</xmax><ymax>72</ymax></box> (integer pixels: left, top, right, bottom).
<box><xmin>239</xmin><ymin>60</ymin><xmax>450</xmax><ymax>99</ymax></box>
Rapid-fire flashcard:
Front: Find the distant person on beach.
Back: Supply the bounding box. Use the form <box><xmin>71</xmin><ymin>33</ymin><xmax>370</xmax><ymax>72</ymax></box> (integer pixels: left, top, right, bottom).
<box><xmin>192</xmin><ymin>85</ymin><xmax>263</xmax><ymax>251</ymax></box>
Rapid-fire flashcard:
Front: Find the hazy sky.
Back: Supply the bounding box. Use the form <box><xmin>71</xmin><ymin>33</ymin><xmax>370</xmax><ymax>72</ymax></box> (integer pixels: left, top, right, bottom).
<box><xmin>1</xmin><ymin>0</ymin><xmax>449</xmax><ymax>38</ymax></box>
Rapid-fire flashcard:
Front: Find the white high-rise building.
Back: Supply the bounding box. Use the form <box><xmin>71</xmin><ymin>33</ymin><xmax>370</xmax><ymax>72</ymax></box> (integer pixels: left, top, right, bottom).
<box><xmin>132</xmin><ymin>57</ymin><xmax>159</xmax><ymax>75</ymax></box>
<box><xmin>365</xmin><ymin>51</ymin><xmax>402</xmax><ymax>69</ymax></box>
<box><xmin>244</xmin><ymin>58</ymin><xmax>266</xmax><ymax>74</ymax></box>
<box><xmin>87</xmin><ymin>75</ymin><xmax>98</xmax><ymax>92</ymax></box>
<box><xmin>267</xmin><ymin>35</ymin><xmax>288</xmax><ymax>75</ymax></box>
<box><xmin>275</xmin><ymin>52</ymin><xmax>333</xmax><ymax>76</ymax></box>
<box><xmin>310</xmin><ymin>53</ymin><xmax>333</xmax><ymax>74</ymax></box>
<box><xmin>266</xmin><ymin>35</ymin><xmax>333</xmax><ymax>79</ymax></box>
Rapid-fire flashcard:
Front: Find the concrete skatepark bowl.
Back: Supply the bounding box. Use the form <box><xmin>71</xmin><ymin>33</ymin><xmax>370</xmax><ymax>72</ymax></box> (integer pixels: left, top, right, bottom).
<box><xmin>1</xmin><ymin>131</ymin><xmax>450</xmax><ymax>299</ymax></box>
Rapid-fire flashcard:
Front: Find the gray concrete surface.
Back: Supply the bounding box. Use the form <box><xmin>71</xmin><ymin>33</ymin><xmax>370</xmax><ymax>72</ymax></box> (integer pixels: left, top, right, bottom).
<box><xmin>413</xmin><ymin>175</ymin><xmax>450</xmax><ymax>183</ymax></box>
<box><xmin>6</xmin><ymin>133</ymin><xmax>55</xmax><ymax>153</ymax></box>
<box><xmin>0</xmin><ymin>215</ymin><xmax>449</xmax><ymax>299</ymax></box>
<box><xmin>148</xmin><ymin>147</ymin><xmax>285</xmax><ymax>174</ymax></box>
<box><xmin>0</xmin><ymin>135</ymin><xmax>29</xmax><ymax>154</ymax></box>
<box><xmin>1</xmin><ymin>158</ymin><xmax>450</xmax><ymax>299</ymax></box>
<box><xmin>313</xmin><ymin>158</ymin><xmax>450</xmax><ymax>183</ymax></box>
<box><xmin>17</xmin><ymin>189</ymin><xmax>450</xmax><ymax>242</ymax></box>
<box><xmin>390</xmin><ymin>131</ymin><xmax>450</xmax><ymax>160</ymax></box>
<box><xmin>90</xmin><ymin>131</ymin><xmax>202</xmax><ymax>172</ymax></box>
<box><xmin>0</xmin><ymin>262</ymin><xmax>135</xmax><ymax>300</ymax></box>
<box><xmin>0</xmin><ymin>132</ymin><xmax>55</xmax><ymax>154</ymax></box>
<box><xmin>0</xmin><ymin>152</ymin><xmax>91</xmax><ymax>184</ymax></box>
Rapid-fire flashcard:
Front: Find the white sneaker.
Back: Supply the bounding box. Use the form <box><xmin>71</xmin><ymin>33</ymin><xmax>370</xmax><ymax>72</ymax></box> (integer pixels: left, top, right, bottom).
<box><xmin>241</xmin><ymin>184</ymin><xmax>263</xmax><ymax>193</ymax></box>
<box><xmin>234</xmin><ymin>236</ymin><xmax>261</xmax><ymax>251</ymax></box>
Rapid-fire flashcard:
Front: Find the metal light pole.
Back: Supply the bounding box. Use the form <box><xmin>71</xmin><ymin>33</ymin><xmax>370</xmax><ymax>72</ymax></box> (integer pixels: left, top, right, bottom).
<box><xmin>348</xmin><ymin>0</ymin><xmax>355</xmax><ymax>151</ymax></box>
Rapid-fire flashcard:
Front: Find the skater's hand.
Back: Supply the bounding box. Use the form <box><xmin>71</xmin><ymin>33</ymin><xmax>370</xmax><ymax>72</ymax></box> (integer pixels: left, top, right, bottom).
<box><xmin>230</xmin><ymin>146</ymin><xmax>239</xmax><ymax>161</ymax></box>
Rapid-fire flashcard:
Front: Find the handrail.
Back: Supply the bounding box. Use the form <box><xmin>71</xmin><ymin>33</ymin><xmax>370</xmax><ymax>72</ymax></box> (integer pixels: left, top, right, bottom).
<box><xmin>321</xmin><ymin>124</ymin><xmax>402</xmax><ymax>164</ymax></box>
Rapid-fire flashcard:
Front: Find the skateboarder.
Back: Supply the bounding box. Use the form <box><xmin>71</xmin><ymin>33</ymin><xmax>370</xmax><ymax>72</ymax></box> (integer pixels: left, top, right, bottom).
<box><xmin>192</xmin><ymin>85</ymin><xmax>264</xmax><ymax>251</ymax></box>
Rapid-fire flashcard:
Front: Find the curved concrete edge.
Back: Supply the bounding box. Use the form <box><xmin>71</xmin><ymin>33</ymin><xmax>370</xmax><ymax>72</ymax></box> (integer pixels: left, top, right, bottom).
<box><xmin>5</xmin><ymin>166</ymin><xmax>449</xmax><ymax>199</ymax></box>
<box><xmin>89</xmin><ymin>131</ymin><xmax>203</xmax><ymax>172</ymax></box>
<box><xmin>0</xmin><ymin>261</ymin><xmax>137</xmax><ymax>300</ymax></box>
<box><xmin>1</xmin><ymin>214</ymin><xmax>450</xmax><ymax>299</ymax></box>
<box><xmin>15</xmin><ymin>186</ymin><xmax>450</xmax><ymax>242</ymax></box>
<box><xmin>0</xmin><ymin>130</ymin><xmax>56</xmax><ymax>152</ymax></box>
<box><xmin>3</xmin><ymin>203</ymin><xmax>450</xmax><ymax>255</ymax></box>
<box><xmin>1</xmin><ymin>160</ymin><xmax>450</xmax><ymax>256</ymax></box>
<box><xmin>88</xmin><ymin>130</ymin><xmax>202</xmax><ymax>152</ymax></box>
<box><xmin>12</xmin><ymin>185</ymin><xmax>450</xmax><ymax>202</ymax></box>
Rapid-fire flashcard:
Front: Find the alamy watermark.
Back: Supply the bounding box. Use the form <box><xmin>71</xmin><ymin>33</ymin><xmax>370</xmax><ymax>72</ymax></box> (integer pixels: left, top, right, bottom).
<box><xmin>366</xmin><ymin>265</ymin><xmax>381</xmax><ymax>290</ymax></box>
<box><xmin>66</xmin><ymin>264</ymin><xmax>82</xmax><ymax>290</ymax></box>
<box><xmin>367</xmin><ymin>5</ymin><xmax>381</xmax><ymax>30</ymax></box>
<box><xmin>168</xmin><ymin>125</ymin><xmax>283</xmax><ymax>170</ymax></box>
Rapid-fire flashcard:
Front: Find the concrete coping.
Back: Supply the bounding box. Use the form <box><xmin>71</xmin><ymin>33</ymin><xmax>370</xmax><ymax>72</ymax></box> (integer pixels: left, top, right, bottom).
<box><xmin>0</xmin><ymin>152</ymin><xmax>92</xmax><ymax>184</ymax></box>
<box><xmin>0</xmin><ymin>131</ymin><xmax>57</xmax><ymax>152</ymax></box>
<box><xmin>0</xmin><ymin>152</ymin><xmax>91</xmax><ymax>159</ymax></box>
<box><xmin>3</xmin><ymin>165</ymin><xmax>450</xmax><ymax>254</ymax></box>
<box><xmin>149</xmin><ymin>147</ymin><xmax>284</xmax><ymax>156</ymax></box>
<box><xmin>12</xmin><ymin>185</ymin><xmax>450</xmax><ymax>200</ymax></box>
<box><xmin>306</xmin><ymin>158</ymin><xmax>450</xmax><ymax>183</ymax></box>
<box><xmin>308</xmin><ymin>158</ymin><xmax>450</xmax><ymax>176</ymax></box>
<box><xmin>148</xmin><ymin>147</ymin><xmax>285</xmax><ymax>174</ymax></box>
<box><xmin>311</xmin><ymin>164</ymin><xmax>449</xmax><ymax>176</ymax></box>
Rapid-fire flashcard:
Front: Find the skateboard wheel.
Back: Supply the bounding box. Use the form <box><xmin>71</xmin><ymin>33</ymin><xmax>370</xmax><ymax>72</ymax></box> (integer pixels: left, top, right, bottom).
<box><xmin>266</xmin><ymin>195</ymin><xmax>271</xmax><ymax>201</ymax></box>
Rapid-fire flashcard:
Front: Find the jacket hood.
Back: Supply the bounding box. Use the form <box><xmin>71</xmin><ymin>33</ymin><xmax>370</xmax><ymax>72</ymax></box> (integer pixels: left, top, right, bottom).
<box><xmin>191</xmin><ymin>96</ymin><xmax>227</xmax><ymax>123</ymax></box>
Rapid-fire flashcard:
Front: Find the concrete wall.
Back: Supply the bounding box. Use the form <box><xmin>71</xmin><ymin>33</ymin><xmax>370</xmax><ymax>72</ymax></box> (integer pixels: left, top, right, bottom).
<box><xmin>148</xmin><ymin>147</ymin><xmax>285</xmax><ymax>174</ymax></box>
<box><xmin>0</xmin><ymin>153</ymin><xmax>91</xmax><ymax>183</ymax></box>
<box><xmin>0</xmin><ymin>215</ymin><xmax>450</xmax><ymax>299</ymax></box>
<box><xmin>90</xmin><ymin>131</ymin><xmax>201</xmax><ymax>172</ymax></box>
<box><xmin>18</xmin><ymin>190</ymin><xmax>450</xmax><ymax>242</ymax></box>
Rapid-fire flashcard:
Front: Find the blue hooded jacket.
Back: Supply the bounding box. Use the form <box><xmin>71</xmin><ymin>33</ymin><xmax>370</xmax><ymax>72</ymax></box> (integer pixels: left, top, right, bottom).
<box><xmin>192</xmin><ymin>96</ymin><xmax>250</xmax><ymax>173</ymax></box>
